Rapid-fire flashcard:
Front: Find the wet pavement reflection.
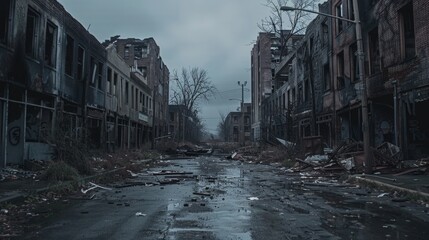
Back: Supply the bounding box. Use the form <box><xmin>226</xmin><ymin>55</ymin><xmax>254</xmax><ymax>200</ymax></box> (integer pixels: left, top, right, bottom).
<box><xmin>25</xmin><ymin>156</ymin><xmax>429</xmax><ymax>240</ymax></box>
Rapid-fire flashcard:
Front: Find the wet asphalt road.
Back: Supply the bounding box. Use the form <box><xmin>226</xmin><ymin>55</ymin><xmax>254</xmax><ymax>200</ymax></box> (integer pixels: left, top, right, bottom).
<box><xmin>26</xmin><ymin>156</ymin><xmax>429</xmax><ymax>240</ymax></box>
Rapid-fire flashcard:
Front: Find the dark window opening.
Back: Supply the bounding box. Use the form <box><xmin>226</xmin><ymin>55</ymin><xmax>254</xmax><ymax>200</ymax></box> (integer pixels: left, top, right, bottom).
<box><xmin>97</xmin><ymin>62</ymin><xmax>103</xmax><ymax>89</ymax></box>
<box><xmin>336</xmin><ymin>1</ymin><xmax>344</xmax><ymax>33</ymax></box>
<box><xmin>125</xmin><ymin>81</ymin><xmax>129</xmax><ymax>104</ymax></box>
<box><xmin>337</xmin><ymin>51</ymin><xmax>345</xmax><ymax>89</ymax></box>
<box><xmin>135</xmin><ymin>88</ymin><xmax>138</xmax><ymax>110</ymax></box>
<box><xmin>324</xmin><ymin>64</ymin><xmax>331</xmax><ymax>90</ymax></box>
<box><xmin>350</xmin><ymin>43</ymin><xmax>359</xmax><ymax>82</ymax></box>
<box><xmin>131</xmin><ymin>85</ymin><xmax>134</xmax><ymax>109</ymax></box>
<box><xmin>304</xmin><ymin>80</ymin><xmax>310</xmax><ymax>102</ymax></box>
<box><xmin>124</xmin><ymin>46</ymin><xmax>130</xmax><ymax>59</ymax></box>
<box><xmin>368</xmin><ymin>27</ymin><xmax>380</xmax><ymax>74</ymax></box>
<box><xmin>170</xmin><ymin>112</ymin><xmax>174</xmax><ymax>122</ymax></box>
<box><xmin>0</xmin><ymin>0</ymin><xmax>11</xmax><ymax>44</ymax></box>
<box><xmin>90</xmin><ymin>57</ymin><xmax>96</xmax><ymax>86</ymax></box>
<box><xmin>77</xmin><ymin>46</ymin><xmax>85</xmax><ymax>81</ymax></box>
<box><xmin>44</xmin><ymin>21</ymin><xmax>57</xmax><ymax>67</ymax></box>
<box><xmin>322</xmin><ymin>22</ymin><xmax>328</xmax><ymax>47</ymax></box>
<box><xmin>65</xmin><ymin>34</ymin><xmax>74</xmax><ymax>76</ymax></box>
<box><xmin>349</xmin><ymin>0</ymin><xmax>355</xmax><ymax>21</ymax></box>
<box><xmin>107</xmin><ymin>67</ymin><xmax>112</xmax><ymax>94</ymax></box>
<box><xmin>399</xmin><ymin>3</ymin><xmax>416</xmax><ymax>60</ymax></box>
<box><xmin>298</xmin><ymin>84</ymin><xmax>303</xmax><ymax>104</ymax></box>
<box><xmin>26</xmin><ymin>7</ymin><xmax>40</xmax><ymax>58</ymax></box>
<box><xmin>113</xmin><ymin>72</ymin><xmax>118</xmax><ymax>95</ymax></box>
<box><xmin>134</xmin><ymin>45</ymin><xmax>142</xmax><ymax>59</ymax></box>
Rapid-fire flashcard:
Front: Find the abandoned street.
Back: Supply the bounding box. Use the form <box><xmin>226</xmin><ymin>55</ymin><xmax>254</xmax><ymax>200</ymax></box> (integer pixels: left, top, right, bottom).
<box><xmin>22</xmin><ymin>156</ymin><xmax>429</xmax><ymax>240</ymax></box>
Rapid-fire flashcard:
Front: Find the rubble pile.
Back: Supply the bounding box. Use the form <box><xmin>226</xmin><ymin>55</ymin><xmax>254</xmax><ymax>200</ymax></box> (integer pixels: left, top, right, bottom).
<box><xmin>0</xmin><ymin>166</ymin><xmax>40</xmax><ymax>182</ymax></box>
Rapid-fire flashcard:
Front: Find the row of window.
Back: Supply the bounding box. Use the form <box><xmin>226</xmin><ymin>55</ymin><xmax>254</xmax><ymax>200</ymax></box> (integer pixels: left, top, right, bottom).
<box><xmin>335</xmin><ymin>0</ymin><xmax>415</xmax><ymax>62</ymax></box>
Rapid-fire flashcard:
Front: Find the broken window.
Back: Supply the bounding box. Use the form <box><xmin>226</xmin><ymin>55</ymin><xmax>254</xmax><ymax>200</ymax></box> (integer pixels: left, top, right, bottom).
<box><xmin>25</xmin><ymin>7</ymin><xmax>40</xmax><ymax>58</ymax></box>
<box><xmin>140</xmin><ymin>66</ymin><xmax>147</xmax><ymax>78</ymax></box>
<box><xmin>113</xmin><ymin>72</ymin><xmax>118</xmax><ymax>95</ymax></box>
<box><xmin>44</xmin><ymin>21</ymin><xmax>57</xmax><ymax>67</ymax></box>
<box><xmin>134</xmin><ymin>45</ymin><xmax>142</xmax><ymax>59</ymax></box>
<box><xmin>124</xmin><ymin>45</ymin><xmax>130</xmax><ymax>59</ymax></box>
<box><xmin>0</xmin><ymin>0</ymin><xmax>11</xmax><ymax>44</ymax></box>
<box><xmin>107</xmin><ymin>67</ymin><xmax>112</xmax><ymax>94</ymax></box>
<box><xmin>77</xmin><ymin>46</ymin><xmax>85</xmax><ymax>81</ymax></box>
<box><xmin>65</xmin><ymin>34</ymin><xmax>74</xmax><ymax>76</ymax></box>
<box><xmin>368</xmin><ymin>27</ymin><xmax>380</xmax><ymax>74</ymax></box>
<box><xmin>135</xmin><ymin>88</ymin><xmax>138</xmax><ymax>110</ymax></box>
<box><xmin>90</xmin><ymin>57</ymin><xmax>96</xmax><ymax>86</ymax></box>
<box><xmin>131</xmin><ymin>85</ymin><xmax>134</xmax><ymax>109</ymax></box>
<box><xmin>97</xmin><ymin>62</ymin><xmax>103</xmax><ymax>89</ymax></box>
<box><xmin>350</xmin><ymin>43</ymin><xmax>359</xmax><ymax>82</ymax></box>
<box><xmin>348</xmin><ymin>0</ymin><xmax>355</xmax><ymax>21</ymax></box>
<box><xmin>142</xmin><ymin>44</ymin><xmax>149</xmax><ymax>56</ymax></box>
<box><xmin>399</xmin><ymin>2</ymin><xmax>416</xmax><ymax>60</ymax></box>
<box><xmin>337</xmin><ymin>51</ymin><xmax>345</xmax><ymax>89</ymax></box>
<box><xmin>298</xmin><ymin>84</ymin><xmax>303</xmax><ymax>104</ymax></box>
<box><xmin>304</xmin><ymin>79</ymin><xmax>310</xmax><ymax>102</ymax></box>
<box><xmin>292</xmin><ymin>88</ymin><xmax>296</xmax><ymax>103</ymax></box>
<box><xmin>336</xmin><ymin>1</ymin><xmax>344</xmax><ymax>34</ymax></box>
<box><xmin>324</xmin><ymin>64</ymin><xmax>331</xmax><ymax>90</ymax></box>
<box><xmin>321</xmin><ymin>21</ymin><xmax>328</xmax><ymax>47</ymax></box>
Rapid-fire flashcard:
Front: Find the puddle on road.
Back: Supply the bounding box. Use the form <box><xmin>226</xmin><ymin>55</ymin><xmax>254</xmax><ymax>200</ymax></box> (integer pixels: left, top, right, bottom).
<box><xmin>317</xmin><ymin>191</ymin><xmax>429</xmax><ymax>239</ymax></box>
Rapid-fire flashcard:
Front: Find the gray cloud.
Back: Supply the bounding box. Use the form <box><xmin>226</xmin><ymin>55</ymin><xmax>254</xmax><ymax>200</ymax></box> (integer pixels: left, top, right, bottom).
<box><xmin>58</xmin><ymin>0</ymin><xmax>270</xmax><ymax>133</ymax></box>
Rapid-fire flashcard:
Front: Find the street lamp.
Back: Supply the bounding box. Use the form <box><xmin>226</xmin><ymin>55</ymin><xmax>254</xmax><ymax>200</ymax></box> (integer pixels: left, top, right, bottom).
<box><xmin>281</xmin><ymin>0</ymin><xmax>372</xmax><ymax>173</ymax></box>
<box><xmin>237</xmin><ymin>81</ymin><xmax>247</xmax><ymax>104</ymax></box>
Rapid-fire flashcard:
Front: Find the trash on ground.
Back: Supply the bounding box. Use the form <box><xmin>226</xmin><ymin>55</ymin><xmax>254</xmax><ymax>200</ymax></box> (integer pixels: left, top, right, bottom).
<box><xmin>248</xmin><ymin>197</ymin><xmax>259</xmax><ymax>201</ymax></box>
<box><xmin>135</xmin><ymin>212</ymin><xmax>147</xmax><ymax>217</ymax></box>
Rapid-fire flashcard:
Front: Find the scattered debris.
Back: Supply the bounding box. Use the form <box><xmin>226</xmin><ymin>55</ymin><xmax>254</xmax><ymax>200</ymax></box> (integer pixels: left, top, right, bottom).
<box><xmin>377</xmin><ymin>193</ymin><xmax>389</xmax><ymax>198</ymax></box>
<box><xmin>248</xmin><ymin>197</ymin><xmax>259</xmax><ymax>201</ymax></box>
<box><xmin>193</xmin><ymin>192</ymin><xmax>211</xmax><ymax>197</ymax></box>
<box><xmin>81</xmin><ymin>182</ymin><xmax>112</xmax><ymax>194</ymax></box>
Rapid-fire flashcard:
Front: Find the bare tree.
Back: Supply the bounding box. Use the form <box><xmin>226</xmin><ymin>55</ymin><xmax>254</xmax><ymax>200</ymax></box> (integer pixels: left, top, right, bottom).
<box><xmin>170</xmin><ymin>67</ymin><xmax>217</xmax><ymax>114</ymax></box>
<box><xmin>259</xmin><ymin>0</ymin><xmax>316</xmax><ymax>61</ymax></box>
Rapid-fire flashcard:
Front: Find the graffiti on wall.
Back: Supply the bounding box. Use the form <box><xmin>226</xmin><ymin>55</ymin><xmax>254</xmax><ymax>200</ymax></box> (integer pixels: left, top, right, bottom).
<box><xmin>8</xmin><ymin>126</ymin><xmax>21</xmax><ymax>145</ymax></box>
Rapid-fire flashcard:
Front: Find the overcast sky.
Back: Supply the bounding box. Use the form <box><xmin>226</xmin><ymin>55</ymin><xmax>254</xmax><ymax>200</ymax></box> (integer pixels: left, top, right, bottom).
<box><xmin>57</xmin><ymin>0</ymin><xmax>275</xmax><ymax>134</ymax></box>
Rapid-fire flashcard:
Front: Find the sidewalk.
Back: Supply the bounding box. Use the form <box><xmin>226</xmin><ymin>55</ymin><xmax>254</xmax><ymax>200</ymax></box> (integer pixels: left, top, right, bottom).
<box><xmin>0</xmin><ymin>167</ymin><xmax>126</xmax><ymax>204</ymax></box>
<box><xmin>350</xmin><ymin>173</ymin><xmax>429</xmax><ymax>200</ymax></box>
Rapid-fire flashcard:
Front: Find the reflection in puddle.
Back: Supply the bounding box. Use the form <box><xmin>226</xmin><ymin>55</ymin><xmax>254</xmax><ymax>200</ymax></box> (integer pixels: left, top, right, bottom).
<box><xmin>318</xmin><ymin>191</ymin><xmax>429</xmax><ymax>239</ymax></box>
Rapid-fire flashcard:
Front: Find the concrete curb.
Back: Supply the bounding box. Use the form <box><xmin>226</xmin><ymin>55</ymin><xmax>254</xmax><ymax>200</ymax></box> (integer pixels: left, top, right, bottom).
<box><xmin>349</xmin><ymin>175</ymin><xmax>429</xmax><ymax>200</ymax></box>
<box><xmin>0</xmin><ymin>167</ymin><xmax>126</xmax><ymax>204</ymax></box>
